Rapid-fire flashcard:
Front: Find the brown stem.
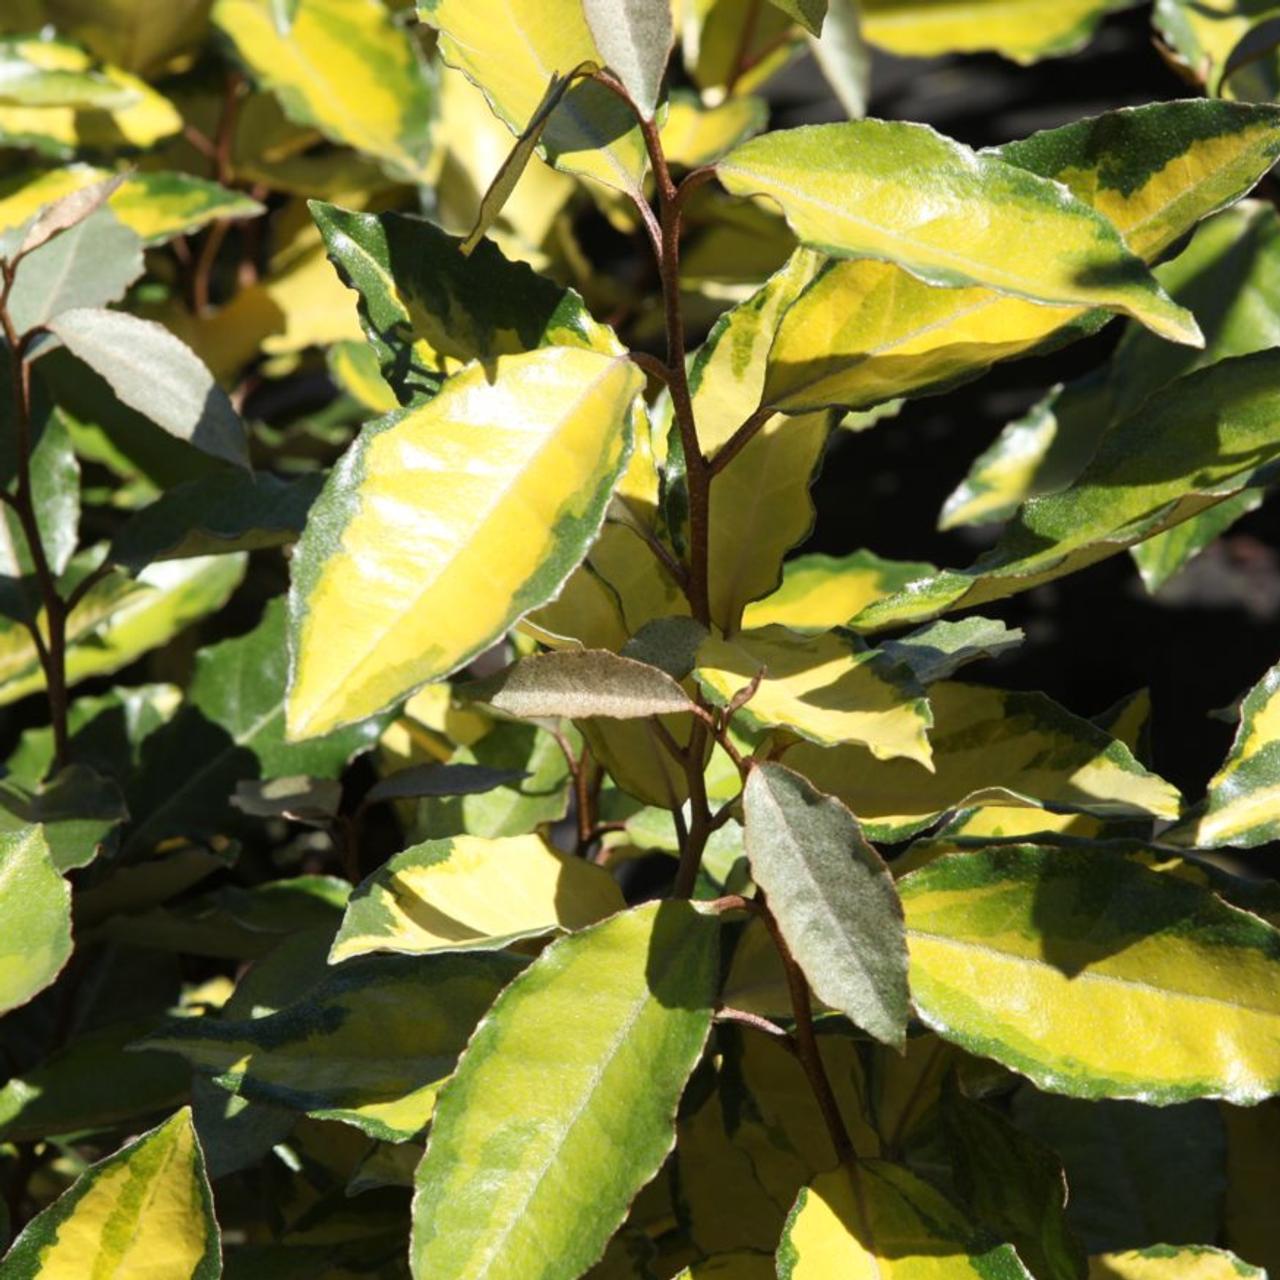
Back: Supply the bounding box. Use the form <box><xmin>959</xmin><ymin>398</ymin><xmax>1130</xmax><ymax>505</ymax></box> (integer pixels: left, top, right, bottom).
<box><xmin>709</xmin><ymin>405</ymin><xmax>774</xmax><ymax>478</ymax></box>
<box><xmin>190</xmin><ymin>71</ymin><xmax>243</xmax><ymax>315</ymax></box>
<box><xmin>1</xmin><ymin>283</ymin><xmax>70</xmax><ymax>769</ymax></box>
<box><xmin>759</xmin><ymin>901</ymin><xmax>856</xmax><ymax>1164</ymax></box>
<box><xmin>716</xmin><ymin>1005</ymin><xmax>795</xmax><ymax>1044</ymax></box>
<box><xmin>726</xmin><ymin>0</ymin><xmax>764</xmax><ymax>96</ymax></box>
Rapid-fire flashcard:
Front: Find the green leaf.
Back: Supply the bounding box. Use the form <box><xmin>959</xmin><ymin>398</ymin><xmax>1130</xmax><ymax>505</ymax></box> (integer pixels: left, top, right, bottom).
<box><xmin>140</xmin><ymin>952</ymin><xmax>520</xmax><ymax>1141</ymax></box>
<box><xmin>365</xmin><ymin>763</ymin><xmax>528</xmax><ymax>804</ymax></box>
<box><xmin>102</xmin><ymin>170</ymin><xmax>266</xmax><ymax>246</ymax></box>
<box><xmin>5</xmin><ymin>172</ymin><xmax>123</xmax><ymax>259</ymax></box>
<box><xmin>213</xmin><ymin>0</ymin><xmax>435</xmax><ymax>182</ymax></box>
<box><xmin>0</xmin><ymin>554</ymin><xmax>246</xmax><ymax>709</ymax></box>
<box><xmin>762</xmin><ymin>101</ymin><xmax>1280</xmax><ymax>415</ymax></box>
<box><xmin>109</xmin><ymin>472</ymin><xmax>323</xmax><ymax>573</ymax></box>
<box><xmin>0</xmin><ymin>763</ymin><xmax>127</xmax><ymax>872</ymax></box>
<box><xmin>286</xmin><ymin>347</ymin><xmax>642</xmax><ymax>739</ymax></box>
<box><xmin>329</xmin><ymin>832</ymin><xmax>624</xmax><ymax>961</ymax></box>
<box><xmin>45</xmin><ymin>308</ymin><xmax>250</xmax><ymax>470</ymax></box>
<box><xmin>0</xmin><ymin>53</ymin><xmax>136</xmax><ymax>109</ymax></box>
<box><xmin>901</xmin><ymin>844</ymin><xmax>1280</xmax><ymax>1103</ymax></box>
<box><xmin>461</xmin><ymin>650</ymin><xmax>694</xmax><ymax>721</ymax></box>
<box><xmin>124</xmin><ymin>598</ymin><xmax>381</xmax><ymax>855</ymax></box>
<box><xmin>717</xmin><ymin>121</ymin><xmax>1200</xmax><ymax>345</ymax></box>
<box><xmin>35</xmin><ymin>0</ymin><xmax>213</xmax><ymax>77</ymax></box>
<box><xmin>881</xmin><ymin>618</ymin><xmax>1024</xmax><ymax>685</ymax></box>
<box><xmin>1178</xmin><ymin>659</ymin><xmax>1280</xmax><ymax>850</ymax></box>
<box><xmin>859</xmin><ymin>0</ymin><xmax>1116</xmax><ymax>63</ymax></box>
<box><xmin>1012</xmin><ymin>1089</ymin><xmax>1226</xmax><ymax>1257</ymax></box>
<box><xmin>7</xmin><ymin>208</ymin><xmax>142</xmax><ymax>336</ymax></box>
<box><xmin>695</xmin><ymin>627</ymin><xmax>933</xmax><ymax>766</ymax></box>
<box><xmin>411</xmin><ymin>900</ymin><xmax>719</xmax><ymax>1280</ymax></box>
<box><xmin>1088</xmin><ymin>1246</ymin><xmax>1265</xmax><ymax>1279</ymax></box>
<box><xmin>766</xmin><ymin>0</ymin><xmax>828</xmax><ymax>36</ymax></box>
<box><xmin>744</xmin><ymin>763</ymin><xmax>909</xmax><ymax>1048</ymax></box>
<box><xmin>808</xmin><ymin>0</ymin><xmax>868</xmax><ymax>118</ymax></box>
<box><xmin>1155</xmin><ymin>0</ymin><xmax>1280</xmax><ymax>100</ymax></box>
<box><xmin>0</xmin><ymin>1108</ymin><xmax>219</xmax><ymax>1279</ymax></box>
<box><xmin>311</xmin><ymin>201</ymin><xmax>622</xmax><ymax>407</ymax></box>
<box><xmin>743</xmin><ymin>549</ymin><xmax>937</xmax><ymax>632</ymax></box>
<box><xmin>942</xmin><ymin>1079</ymin><xmax>1087</xmax><ymax>1280</ymax></box>
<box><xmin>0</xmin><ymin>1019</ymin><xmax>190</xmax><ymax>1142</ymax></box>
<box><xmin>0</xmin><ymin>406</ymin><xmax>79</xmax><ymax>624</ymax></box>
<box><xmin>1130</xmin><ymin>488</ymin><xmax>1265</xmax><ymax>594</ymax></box>
<box><xmin>783</xmin><ymin>682</ymin><xmax>1179</xmax><ymax>842</ymax></box>
<box><xmin>0</xmin><ymin>826</ymin><xmax>71</xmax><ymax>1017</ymax></box>
<box><xmin>583</xmin><ymin>0</ymin><xmax>673</xmax><ymax>118</ymax></box>
<box><xmin>420</xmin><ymin>0</ymin><xmax>650</xmax><ymax>197</ymax></box>
<box><xmin>659</xmin><ymin>92</ymin><xmax>768</xmax><ymax>168</ymax></box>
<box><xmin>777</xmin><ymin>1160</ymin><xmax>1033</xmax><ymax>1279</ymax></box>
<box><xmin>856</xmin><ymin>350</ymin><xmax>1280</xmax><ymax>632</ymax></box>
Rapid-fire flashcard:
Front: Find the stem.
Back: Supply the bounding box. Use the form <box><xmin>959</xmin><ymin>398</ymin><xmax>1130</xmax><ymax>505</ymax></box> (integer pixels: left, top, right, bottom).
<box><xmin>190</xmin><ymin>71</ymin><xmax>243</xmax><ymax>315</ymax></box>
<box><xmin>0</xmin><ymin>280</ymin><xmax>70</xmax><ymax>770</ymax></box>
<box><xmin>709</xmin><ymin>406</ymin><xmax>774</xmax><ymax>478</ymax></box>
<box><xmin>726</xmin><ymin>0</ymin><xmax>764</xmax><ymax>97</ymax></box>
<box><xmin>760</xmin><ymin>901</ymin><xmax>856</xmax><ymax>1165</ymax></box>
<box><xmin>716</xmin><ymin>1005</ymin><xmax>795</xmax><ymax>1044</ymax></box>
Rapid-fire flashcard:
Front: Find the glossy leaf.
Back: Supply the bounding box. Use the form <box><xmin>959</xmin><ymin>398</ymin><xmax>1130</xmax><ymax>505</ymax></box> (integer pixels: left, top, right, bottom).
<box><xmin>859</xmin><ymin>0</ymin><xmax>1115</xmax><ymax>63</ymax></box>
<box><xmin>0</xmin><ymin>827</ymin><xmax>71</xmax><ymax>1018</ymax></box>
<box><xmin>696</xmin><ymin>626</ymin><xmax>933</xmax><ymax>766</ymax></box>
<box><xmin>778</xmin><ymin>1160</ymin><xmax>1034</xmax><ymax>1279</ymax></box>
<box><xmin>0</xmin><ymin>1108</ymin><xmax>219</xmax><ymax>1279</ymax></box>
<box><xmin>743</xmin><ymin>550</ymin><xmax>937</xmax><ymax>632</ymax></box>
<box><xmin>717</xmin><ymin>121</ymin><xmax>1199</xmax><ymax>345</ymax></box>
<box><xmin>142</xmin><ymin>952</ymin><xmax>520</xmax><ymax>1142</ymax></box>
<box><xmin>784</xmin><ymin>682</ymin><xmax>1179</xmax><ymax>842</ymax></box>
<box><xmin>330</xmin><ymin>832</ymin><xmax>623</xmax><ymax>961</ymax></box>
<box><xmin>312</xmin><ymin>199</ymin><xmax>626</xmax><ymax>400</ymax></box>
<box><xmin>882</xmin><ymin>618</ymin><xmax>1023</xmax><ymax>685</ymax></box>
<box><xmin>411</xmin><ymin>901</ymin><xmax>719</xmax><ymax>1280</ymax></box>
<box><xmin>763</xmin><ymin>101</ymin><xmax>1280</xmax><ymax>414</ymax></box>
<box><xmin>1088</xmin><ymin>1247</ymin><xmax>1265</xmax><ymax>1279</ymax></box>
<box><xmin>856</xmin><ymin>350</ymin><xmax>1280</xmax><ymax>633</ymax></box>
<box><xmin>46</xmin><ymin>308</ymin><xmax>249</xmax><ymax>470</ymax></box>
<box><xmin>213</xmin><ymin>0</ymin><xmax>434</xmax><ymax>181</ymax></box>
<box><xmin>901</xmin><ymin>845</ymin><xmax>1280</xmax><ymax>1103</ymax></box>
<box><xmin>109</xmin><ymin>472</ymin><xmax>322</xmax><ymax>573</ymax></box>
<box><xmin>125</xmin><ymin>598</ymin><xmax>381</xmax><ymax>855</ymax></box>
<box><xmin>7</xmin><ymin>208</ymin><xmax>142</xmax><ymax>336</ymax></box>
<box><xmin>583</xmin><ymin>0</ymin><xmax>673</xmax><ymax>118</ymax></box>
<box><xmin>420</xmin><ymin>0</ymin><xmax>650</xmax><ymax>197</ymax></box>
<box><xmin>286</xmin><ymin>347</ymin><xmax>642</xmax><ymax>739</ymax></box>
<box><xmin>660</xmin><ymin>93</ymin><xmax>768</xmax><ymax>168</ymax></box>
<box><xmin>744</xmin><ymin>763</ymin><xmax>909</xmax><ymax>1047</ymax></box>
<box><xmin>1182</xmin><ymin>659</ymin><xmax>1280</xmax><ymax>849</ymax></box>
<box><xmin>462</xmin><ymin>650</ymin><xmax>694</xmax><ymax>721</ymax></box>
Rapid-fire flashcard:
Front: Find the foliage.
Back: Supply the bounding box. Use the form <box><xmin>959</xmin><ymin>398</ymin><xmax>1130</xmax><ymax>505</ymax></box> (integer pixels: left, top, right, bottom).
<box><xmin>0</xmin><ymin>1</ymin><xmax>1279</xmax><ymax>1278</ymax></box>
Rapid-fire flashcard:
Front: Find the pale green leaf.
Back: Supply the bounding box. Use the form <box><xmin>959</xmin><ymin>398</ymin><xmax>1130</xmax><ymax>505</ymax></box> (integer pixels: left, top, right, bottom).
<box><xmin>584</xmin><ymin>0</ymin><xmax>673</xmax><ymax>118</ymax></box>
<box><xmin>0</xmin><ymin>826</ymin><xmax>71</xmax><ymax>1018</ymax></box>
<box><xmin>744</xmin><ymin>762</ymin><xmax>909</xmax><ymax>1047</ymax></box>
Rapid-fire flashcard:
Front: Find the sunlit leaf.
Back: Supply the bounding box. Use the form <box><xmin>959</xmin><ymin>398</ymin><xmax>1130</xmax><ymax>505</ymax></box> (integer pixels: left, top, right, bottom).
<box><xmin>0</xmin><ymin>826</ymin><xmax>70</xmax><ymax>1018</ymax></box>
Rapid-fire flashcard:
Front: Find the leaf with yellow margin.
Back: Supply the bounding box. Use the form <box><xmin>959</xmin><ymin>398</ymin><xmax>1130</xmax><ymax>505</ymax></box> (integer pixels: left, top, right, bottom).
<box><xmin>286</xmin><ymin>347</ymin><xmax>643</xmax><ymax>739</ymax></box>
<box><xmin>1088</xmin><ymin>1245</ymin><xmax>1265</xmax><ymax>1279</ymax></box>
<box><xmin>0</xmin><ymin>1108</ymin><xmax>220</xmax><ymax>1279</ymax></box>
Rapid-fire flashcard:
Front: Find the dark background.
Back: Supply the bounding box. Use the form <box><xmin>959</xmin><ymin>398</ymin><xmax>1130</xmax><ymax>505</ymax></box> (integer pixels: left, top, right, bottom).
<box><xmin>776</xmin><ymin>7</ymin><xmax>1280</xmax><ymax>806</ymax></box>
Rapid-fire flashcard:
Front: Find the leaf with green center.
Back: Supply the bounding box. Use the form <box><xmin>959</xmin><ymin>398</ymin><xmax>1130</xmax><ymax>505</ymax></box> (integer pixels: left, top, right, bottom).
<box><xmin>312</xmin><ymin>201</ymin><xmax>624</xmax><ymax>407</ymax></box>
<box><xmin>0</xmin><ymin>826</ymin><xmax>70</xmax><ymax>1018</ymax></box>
<box><xmin>717</xmin><ymin>121</ymin><xmax>1200</xmax><ymax>345</ymax></box>
<box><xmin>329</xmin><ymin>832</ymin><xmax>624</xmax><ymax>962</ymax></box>
<box><xmin>696</xmin><ymin>627</ymin><xmax>932</xmax><ymax>766</ymax></box>
<box><xmin>286</xmin><ymin>347</ymin><xmax>642</xmax><ymax>739</ymax></box>
<box><xmin>777</xmin><ymin>1160</ymin><xmax>1033</xmax><ymax>1279</ymax></box>
<box><xmin>124</xmin><ymin>598</ymin><xmax>381</xmax><ymax>856</ymax></box>
<box><xmin>856</xmin><ymin>350</ymin><xmax>1280</xmax><ymax>633</ymax></box>
<box><xmin>139</xmin><ymin>952</ymin><xmax>520</xmax><ymax>1141</ymax></box>
<box><xmin>212</xmin><ymin>0</ymin><xmax>435</xmax><ymax>182</ymax></box>
<box><xmin>419</xmin><ymin>0</ymin><xmax>649</xmax><ymax>197</ymax></box>
<box><xmin>45</xmin><ymin>308</ymin><xmax>249</xmax><ymax>471</ymax></box>
<box><xmin>583</xmin><ymin>0</ymin><xmax>673</xmax><ymax>119</ymax></box>
<box><xmin>1175</xmin><ymin>659</ymin><xmax>1280</xmax><ymax>850</ymax></box>
<box><xmin>109</xmin><ymin>472</ymin><xmax>323</xmax><ymax>574</ymax></box>
<box><xmin>460</xmin><ymin>650</ymin><xmax>694</xmax><ymax>721</ymax></box>
<box><xmin>859</xmin><ymin>0</ymin><xmax>1117</xmax><ymax>63</ymax></box>
<box><xmin>762</xmin><ymin>101</ymin><xmax>1280</xmax><ymax>414</ymax></box>
<box><xmin>0</xmin><ymin>1108</ymin><xmax>219</xmax><ymax>1279</ymax></box>
<box><xmin>881</xmin><ymin>618</ymin><xmax>1024</xmax><ymax>685</ymax></box>
<box><xmin>744</xmin><ymin>762</ymin><xmax>909</xmax><ymax>1048</ymax></box>
<box><xmin>782</xmin><ymin>681</ymin><xmax>1180</xmax><ymax>843</ymax></box>
<box><xmin>410</xmin><ymin>900</ymin><xmax>719</xmax><ymax>1280</ymax></box>
<box><xmin>902</xmin><ymin>844</ymin><xmax>1280</xmax><ymax>1103</ymax></box>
